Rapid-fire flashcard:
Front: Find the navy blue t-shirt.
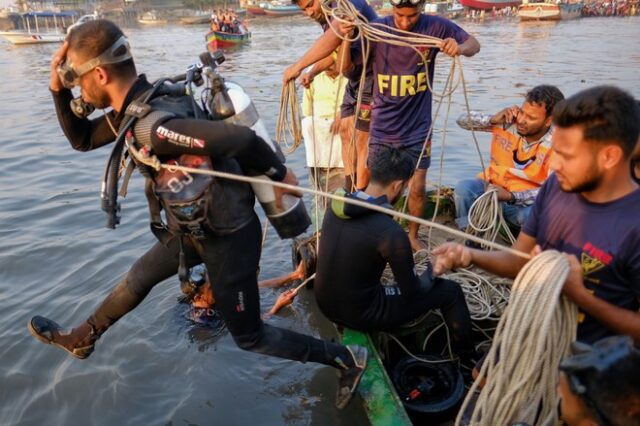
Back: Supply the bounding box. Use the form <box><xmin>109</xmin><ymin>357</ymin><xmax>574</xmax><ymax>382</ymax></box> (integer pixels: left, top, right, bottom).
<box><xmin>370</xmin><ymin>14</ymin><xmax>469</xmax><ymax>146</ymax></box>
<box><xmin>523</xmin><ymin>174</ymin><xmax>640</xmax><ymax>343</ymax></box>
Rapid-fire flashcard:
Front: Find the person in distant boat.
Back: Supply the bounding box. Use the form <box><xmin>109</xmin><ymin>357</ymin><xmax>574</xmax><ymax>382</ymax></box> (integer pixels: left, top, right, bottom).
<box><xmin>454</xmin><ymin>85</ymin><xmax>565</xmax><ymax>231</ymax></box>
<box><xmin>338</xmin><ymin>0</ymin><xmax>480</xmax><ymax>251</ymax></box>
<box><xmin>433</xmin><ymin>86</ymin><xmax>640</xmax><ymax>345</ymax></box>
<box><xmin>286</xmin><ymin>0</ymin><xmax>378</xmax><ymax>193</ymax></box>
<box><xmin>27</xmin><ymin>19</ymin><xmax>367</xmax><ymax>409</ymax></box>
<box><xmin>314</xmin><ymin>146</ymin><xmax>477</xmax><ymax>366</ymax></box>
<box><xmin>301</xmin><ymin>56</ymin><xmax>348</xmax><ymax>211</ymax></box>
<box><xmin>558</xmin><ymin>336</ymin><xmax>640</xmax><ymax>426</ymax></box>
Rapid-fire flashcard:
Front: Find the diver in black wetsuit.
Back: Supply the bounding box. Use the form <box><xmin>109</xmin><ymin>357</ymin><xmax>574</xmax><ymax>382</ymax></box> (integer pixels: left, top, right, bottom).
<box><xmin>315</xmin><ymin>146</ymin><xmax>476</xmax><ymax>363</ymax></box>
<box><xmin>28</xmin><ymin>19</ymin><xmax>366</xmax><ymax>409</ymax></box>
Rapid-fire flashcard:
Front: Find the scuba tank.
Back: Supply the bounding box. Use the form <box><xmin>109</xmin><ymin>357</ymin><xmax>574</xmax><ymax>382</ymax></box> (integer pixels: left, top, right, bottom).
<box><xmin>204</xmin><ymin>54</ymin><xmax>311</xmax><ymax>239</ymax></box>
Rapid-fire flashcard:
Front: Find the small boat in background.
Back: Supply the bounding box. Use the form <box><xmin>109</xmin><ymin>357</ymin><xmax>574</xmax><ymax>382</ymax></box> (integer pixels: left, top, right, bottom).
<box><xmin>206</xmin><ymin>26</ymin><xmax>251</xmax><ymax>50</ymax></box>
<box><xmin>0</xmin><ymin>11</ymin><xmax>75</xmax><ymax>45</ymax></box>
<box><xmin>518</xmin><ymin>0</ymin><xmax>583</xmax><ymax>20</ymax></box>
<box><xmin>460</xmin><ymin>0</ymin><xmax>521</xmax><ymax>10</ymax></box>
<box><xmin>181</xmin><ymin>11</ymin><xmax>211</xmax><ymax>25</ymax></box>
<box><xmin>263</xmin><ymin>2</ymin><xmax>303</xmax><ymax>16</ymax></box>
<box><xmin>424</xmin><ymin>1</ymin><xmax>464</xmax><ymax>19</ymax></box>
<box><xmin>138</xmin><ymin>11</ymin><xmax>168</xmax><ymax>25</ymax></box>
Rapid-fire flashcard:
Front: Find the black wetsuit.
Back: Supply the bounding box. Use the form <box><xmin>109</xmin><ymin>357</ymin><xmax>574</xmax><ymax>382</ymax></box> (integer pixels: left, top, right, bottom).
<box><xmin>51</xmin><ymin>75</ymin><xmax>354</xmax><ymax>369</ymax></box>
<box><xmin>315</xmin><ymin>190</ymin><xmax>475</xmax><ymax>359</ymax></box>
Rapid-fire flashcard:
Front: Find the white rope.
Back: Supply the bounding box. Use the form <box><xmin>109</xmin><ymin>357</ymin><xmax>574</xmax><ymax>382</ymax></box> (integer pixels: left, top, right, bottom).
<box><xmin>455</xmin><ymin>250</ymin><xmax>578</xmax><ymax>426</ymax></box>
<box><xmin>467</xmin><ymin>188</ymin><xmax>516</xmax><ymax>247</ymax></box>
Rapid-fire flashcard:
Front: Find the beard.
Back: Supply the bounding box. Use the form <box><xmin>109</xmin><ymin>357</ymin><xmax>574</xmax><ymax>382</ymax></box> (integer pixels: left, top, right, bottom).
<box><xmin>82</xmin><ymin>86</ymin><xmax>110</xmax><ymax>110</ymax></box>
<box><xmin>517</xmin><ymin>122</ymin><xmax>547</xmax><ymax>139</ymax></box>
<box><xmin>560</xmin><ymin>168</ymin><xmax>602</xmax><ymax>194</ymax></box>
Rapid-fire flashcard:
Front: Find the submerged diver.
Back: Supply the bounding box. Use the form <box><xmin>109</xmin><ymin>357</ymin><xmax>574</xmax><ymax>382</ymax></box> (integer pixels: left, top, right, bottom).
<box><xmin>28</xmin><ymin>19</ymin><xmax>366</xmax><ymax>409</ymax></box>
<box><xmin>558</xmin><ymin>336</ymin><xmax>640</xmax><ymax>426</ymax></box>
<box><xmin>314</xmin><ymin>146</ymin><xmax>477</xmax><ymax>365</ymax></box>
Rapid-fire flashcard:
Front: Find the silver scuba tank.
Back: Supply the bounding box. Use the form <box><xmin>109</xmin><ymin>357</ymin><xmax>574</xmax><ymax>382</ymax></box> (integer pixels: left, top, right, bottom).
<box><xmin>219</xmin><ymin>81</ymin><xmax>311</xmax><ymax>239</ymax></box>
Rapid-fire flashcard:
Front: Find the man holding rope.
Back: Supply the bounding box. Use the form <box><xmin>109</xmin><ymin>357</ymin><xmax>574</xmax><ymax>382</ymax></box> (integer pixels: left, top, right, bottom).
<box><xmin>285</xmin><ymin>0</ymin><xmax>378</xmax><ymax>192</ymax></box>
<box><xmin>315</xmin><ymin>146</ymin><xmax>477</xmax><ymax>366</ymax></box>
<box><xmin>433</xmin><ymin>86</ymin><xmax>640</xmax><ymax>345</ymax></box>
<box><xmin>28</xmin><ymin>19</ymin><xmax>367</xmax><ymax>409</ymax></box>
<box><xmin>454</xmin><ymin>85</ymin><xmax>564</xmax><ymax>232</ymax></box>
<box><xmin>338</xmin><ymin>0</ymin><xmax>480</xmax><ymax>250</ymax></box>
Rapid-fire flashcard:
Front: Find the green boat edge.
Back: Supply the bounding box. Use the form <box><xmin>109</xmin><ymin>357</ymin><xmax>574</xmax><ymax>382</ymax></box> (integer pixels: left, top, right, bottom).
<box><xmin>341</xmin><ymin>328</ymin><xmax>413</xmax><ymax>426</ymax></box>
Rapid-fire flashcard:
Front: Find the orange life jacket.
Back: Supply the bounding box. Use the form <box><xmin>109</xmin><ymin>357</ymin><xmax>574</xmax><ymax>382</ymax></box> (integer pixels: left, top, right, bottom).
<box><xmin>477</xmin><ymin>126</ymin><xmax>553</xmax><ymax>192</ymax></box>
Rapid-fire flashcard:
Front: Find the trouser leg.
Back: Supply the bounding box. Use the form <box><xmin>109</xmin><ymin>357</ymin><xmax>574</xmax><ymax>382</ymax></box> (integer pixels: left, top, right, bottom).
<box><xmin>454</xmin><ymin>178</ymin><xmax>486</xmax><ymax>230</ymax></box>
<box><xmin>202</xmin><ymin>215</ymin><xmax>353</xmax><ymax>369</ymax></box>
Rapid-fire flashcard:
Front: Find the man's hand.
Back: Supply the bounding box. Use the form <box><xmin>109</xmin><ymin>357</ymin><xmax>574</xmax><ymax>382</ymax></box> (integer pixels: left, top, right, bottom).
<box><xmin>562</xmin><ymin>254</ymin><xmax>589</xmax><ymax>304</ymax></box>
<box><xmin>50</xmin><ymin>41</ymin><xmax>69</xmax><ymax>92</ymax></box>
<box><xmin>489</xmin><ymin>184</ymin><xmax>513</xmax><ymax>202</ymax></box>
<box><xmin>490</xmin><ymin>105</ymin><xmax>520</xmax><ymax>126</ymax></box>
<box><xmin>283</xmin><ymin>63</ymin><xmax>302</xmax><ymax>85</ymax></box>
<box><xmin>337</xmin><ymin>19</ymin><xmax>355</xmax><ymax>37</ymax></box>
<box><xmin>274</xmin><ymin>168</ymin><xmax>303</xmax><ymax>211</ymax></box>
<box><xmin>330</xmin><ymin>116</ymin><xmax>341</xmax><ymax>135</ymax></box>
<box><xmin>440</xmin><ymin>38</ymin><xmax>460</xmax><ymax>57</ymax></box>
<box><xmin>432</xmin><ymin>242</ymin><xmax>473</xmax><ymax>275</ymax></box>
<box><xmin>268</xmin><ymin>289</ymin><xmax>297</xmax><ymax>315</ymax></box>
<box><xmin>299</xmin><ymin>71</ymin><xmax>315</xmax><ymax>89</ymax></box>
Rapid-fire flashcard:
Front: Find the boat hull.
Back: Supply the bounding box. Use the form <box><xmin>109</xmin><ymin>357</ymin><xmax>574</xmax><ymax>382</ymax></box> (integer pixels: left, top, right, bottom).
<box><xmin>460</xmin><ymin>0</ymin><xmax>521</xmax><ymax>9</ymax></box>
<box><xmin>181</xmin><ymin>16</ymin><xmax>211</xmax><ymax>25</ymax></box>
<box><xmin>206</xmin><ymin>30</ymin><xmax>251</xmax><ymax>50</ymax></box>
<box><xmin>247</xmin><ymin>6</ymin><xmax>266</xmax><ymax>14</ymax></box>
<box><xmin>0</xmin><ymin>31</ymin><xmax>64</xmax><ymax>44</ymax></box>
<box><xmin>262</xmin><ymin>6</ymin><xmax>302</xmax><ymax>16</ymax></box>
<box><xmin>518</xmin><ymin>2</ymin><xmax>582</xmax><ymax>20</ymax></box>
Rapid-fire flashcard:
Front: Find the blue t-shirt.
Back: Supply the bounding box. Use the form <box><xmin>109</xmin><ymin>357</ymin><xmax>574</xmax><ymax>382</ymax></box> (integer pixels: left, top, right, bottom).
<box><xmin>370</xmin><ymin>14</ymin><xmax>469</xmax><ymax>146</ymax></box>
<box><xmin>523</xmin><ymin>174</ymin><xmax>640</xmax><ymax>343</ymax></box>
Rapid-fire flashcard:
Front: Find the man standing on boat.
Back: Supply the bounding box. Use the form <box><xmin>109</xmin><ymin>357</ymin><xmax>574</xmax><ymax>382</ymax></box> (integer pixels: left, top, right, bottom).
<box><xmin>433</xmin><ymin>86</ymin><xmax>640</xmax><ymax>345</ymax></box>
<box><xmin>27</xmin><ymin>19</ymin><xmax>367</xmax><ymax>409</ymax></box>
<box><xmin>454</xmin><ymin>85</ymin><xmax>564</xmax><ymax>231</ymax></box>
<box><xmin>285</xmin><ymin>0</ymin><xmax>378</xmax><ymax>192</ymax></box>
<box><xmin>339</xmin><ymin>0</ymin><xmax>480</xmax><ymax>250</ymax></box>
<box><xmin>314</xmin><ymin>146</ymin><xmax>477</xmax><ymax>365</ymax></box>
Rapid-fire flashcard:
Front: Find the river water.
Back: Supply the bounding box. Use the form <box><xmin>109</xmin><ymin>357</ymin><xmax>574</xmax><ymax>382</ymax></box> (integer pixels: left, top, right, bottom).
<box><xmin>0</xmin><ymin>14</ymin><xmax>638</xmax><ymax>426</ymax></box>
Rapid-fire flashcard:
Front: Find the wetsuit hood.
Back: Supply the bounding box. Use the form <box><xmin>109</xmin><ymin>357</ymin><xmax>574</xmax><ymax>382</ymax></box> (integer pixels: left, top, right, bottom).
<box><xmin>331</xmin><ymin>188</ymin><xmax>393</xmax><ymax>219</ymax></box>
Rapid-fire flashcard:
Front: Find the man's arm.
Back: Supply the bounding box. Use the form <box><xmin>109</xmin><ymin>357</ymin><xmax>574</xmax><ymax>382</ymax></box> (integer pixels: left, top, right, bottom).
<box><xmin>432</xmin><ymin>231</ymin><xmax>537</xmax><ymax>279</ymax></box>
<box><xmin>563</xmin><ymin>255</ymin><xmax>640</xmax><ymax>342</ymax></box>
<box><xmin>384</xmin><ymin>228</ymin><xmax>432</xmax><ymax>296</ymax></box>
<box><xmin>282</xmin><ymin>22</ymin><xmax>344</xmax><ymax>84</ymax></box>
<box><xmin>300</xmin><ymin>55</ymin><xmax>335</xmax><ymax>89</ymax></box>
<box><xmin>440</xmin><ymin>34</ymin><xmax>480</xmax><ymax>57</ymax></box>
<box><xmin>148</xmin><ymin>117</ymin><xmax>288</xmax><ymax>180</ymax></box>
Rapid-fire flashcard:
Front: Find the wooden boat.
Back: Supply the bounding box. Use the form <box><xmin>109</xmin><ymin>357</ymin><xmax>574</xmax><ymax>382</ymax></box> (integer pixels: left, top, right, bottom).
<box><xmin>262</xmin><ymin>3</ymin><xmax>303</xmax><ymax>16</ymax></box>
<box><xmin>518</xmin><ymin>1</ymin><xmax>583</xmax><ymax>20</ymax></box>
<box><xmin>459</xmin><ymin>0</ymin><xmax>521</xmax><ymax>10</ymax></box>
<box><xmin>0</xmin><ymin>11</ymin><xmax>75</xmax><ymax>45</ymax></box>
<box><xmin>205</xmin><ymin>28</ymin><xmax>251</xmax><ymax>50</ymax></box>
<box><xmin>181</xmin><ymin>12</ymin><xmax>211</xmax><ymax>25</ymax></box>
<box><xmin>424</xmin><ymin>1</ymin><xmax>465</xmax><ymax>19</ymax></box>
<box><xmin>138</xmin><ymin>11</ymin><xmax>168</xmax><ymax>25</ymax></box>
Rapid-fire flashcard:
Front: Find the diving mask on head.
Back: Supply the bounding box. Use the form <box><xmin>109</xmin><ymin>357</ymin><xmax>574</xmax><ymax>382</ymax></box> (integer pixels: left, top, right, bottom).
<box><xmin>56</xmin><ymin>35</ymin><xmax>132</xmax><ymax>89</ymax></box>
<box><xmin>180</xmin><ymin>264</ymin><xmax>209</xmax><ymax>300</ymax></box>
<box><xmin>390</xmin><ymin>0</ymin><xmax>424</xmax><ymax>7</ymax></box>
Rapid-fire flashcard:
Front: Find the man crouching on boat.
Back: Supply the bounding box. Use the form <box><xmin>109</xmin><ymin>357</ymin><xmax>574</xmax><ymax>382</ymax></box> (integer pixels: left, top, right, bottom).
<box><xmin>314</xmin><ymin>146</ymin><xmax>477</xmax><ymax>366</ymax></box>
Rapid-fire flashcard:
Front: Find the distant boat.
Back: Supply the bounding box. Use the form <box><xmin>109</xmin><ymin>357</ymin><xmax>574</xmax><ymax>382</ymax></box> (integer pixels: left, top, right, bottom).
<box><xmin>138</xmin><ymin>11</ymin><xmax>168</xmax><ymax>25</ymax></box>
<box><xmin>246</xmin><ymin>3</ymin><xmax>267</xmax><ymax>15</ymax></box>
<box><xmin>459</xmin><ymin>0</ymin><xmax>521</xmax><ymax>10</ymax></box>
<box><xmin>181</xmin><ymin>11</ymin><xmax>211</xmax><ymax>25</ymax></box>
<box><xmin>0</xmin><ymin>11</ymin><xmax>75</xmax><ymax>45</ymax></box>
<box><xmin>206</xmin><ymin>27</ymin><xmax>251</xmax><ymax>50</ymax></box>
<box><xmin>518</xmin><ymin>1</ymin><xmax>583</xmax><ymax>20</ymax></box>
<box><xmin>263</xmin><ymin>3</ymin><xmax>303</xmax><ymax>16</ymax></box>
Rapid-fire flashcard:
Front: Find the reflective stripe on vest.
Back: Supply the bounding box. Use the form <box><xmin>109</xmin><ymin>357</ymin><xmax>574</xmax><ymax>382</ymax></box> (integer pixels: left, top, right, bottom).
<box><xmin>477</xmin><ymin>126</ymin><xmax>552</xmax><ymax>192</ymax></box>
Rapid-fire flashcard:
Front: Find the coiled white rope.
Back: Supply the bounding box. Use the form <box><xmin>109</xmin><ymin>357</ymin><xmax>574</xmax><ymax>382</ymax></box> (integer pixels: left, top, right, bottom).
<box><xmin>467</xmin><ymin>188</ymin><xmax>516</xmax><ymax>247</ymax></box>
<box><xmin>455</xmin><ymin>250</ymin><xmax>578</xmax><ymax>426</ymax></box>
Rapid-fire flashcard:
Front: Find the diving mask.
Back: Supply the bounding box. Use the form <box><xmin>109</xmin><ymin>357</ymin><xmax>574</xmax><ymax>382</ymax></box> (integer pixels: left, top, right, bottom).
<box><xmin>180</xmin><ymin>264</ymin><xmax>209</xmax><ymax>300</ymax></box>
<box><xmin>390</xmin><ymin>0</ymin><xmax>424</xmax><ymax>7</ymax></box>
<box><xmin>57</xmin><ymin>35</ymin><xmax>132</xmax><ymax>89</ymax></box>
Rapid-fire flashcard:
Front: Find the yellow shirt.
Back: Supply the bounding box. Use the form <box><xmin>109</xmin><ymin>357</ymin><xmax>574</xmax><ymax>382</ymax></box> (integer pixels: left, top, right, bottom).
<box><xmin>302</xmin><ymin>72</ymin><xmax>347</xmax><ymax>119</ymax></box>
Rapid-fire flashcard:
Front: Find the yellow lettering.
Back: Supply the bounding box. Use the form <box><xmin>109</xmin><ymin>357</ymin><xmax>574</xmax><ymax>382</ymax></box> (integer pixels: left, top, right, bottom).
<box><xmin>378</xmin><ymin>74</ymin><xmax>390</xmax><ymax>94</ymax></box>
<box><xmin>416</xmin><ymin>72</ymin><xmax>427</xmax><ymax>93</ymax></box>
<box><xmin>390</xmin><ymin>75</ymin><xmax>398</xmax><ymax>97</ymax></box>
<box><xmin>400</xmin><ymin>75</ymin><xmax>416</xmax><ymax>96</ymax></box>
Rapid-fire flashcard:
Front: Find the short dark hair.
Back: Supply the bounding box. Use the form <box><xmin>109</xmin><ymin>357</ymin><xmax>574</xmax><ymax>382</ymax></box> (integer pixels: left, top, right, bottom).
<box><xmin>552</xmin><ymin>86</ymin><xmax>640</xmax><ymax>157</ymax></box>
<box><xmin>67</xmin><ymin>19</ymin><xmax>136</xmax><ymax>80</ymax></box>
<box><xmin>525</xmin><ymin>85</ymin><xmax>564</xmax><ymax>117</ymax></box>
<box><xmin>369</xmin><ymin>146</ymin><xmax>415</xmax><ymax>186</ymax></box>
